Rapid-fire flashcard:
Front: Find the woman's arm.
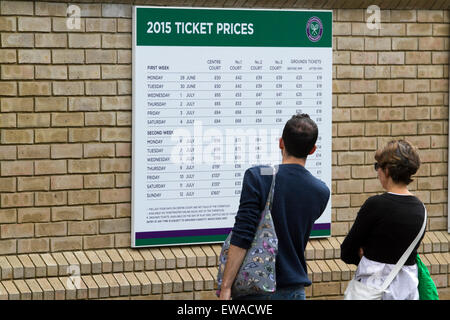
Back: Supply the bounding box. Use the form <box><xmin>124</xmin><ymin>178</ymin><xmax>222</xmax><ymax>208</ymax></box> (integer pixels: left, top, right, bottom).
<box><xmin>340</xmin><ymin>200</ymin><xmax>376</xmax><ymax>265</ymax></box>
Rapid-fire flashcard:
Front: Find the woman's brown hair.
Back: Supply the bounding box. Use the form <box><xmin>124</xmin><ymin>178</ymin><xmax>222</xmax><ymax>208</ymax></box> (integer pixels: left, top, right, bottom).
<box><xmin>374</xmin><ymin>139</ymin><xmax>421</xmax><ymax>185</ymax></box>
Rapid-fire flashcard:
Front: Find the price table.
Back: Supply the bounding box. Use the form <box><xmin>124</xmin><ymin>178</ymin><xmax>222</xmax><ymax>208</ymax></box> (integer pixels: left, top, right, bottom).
<box><xmin>132</xmin><ymin>7</ymin><xmax>332</xmax><ymax>247</ymax></box>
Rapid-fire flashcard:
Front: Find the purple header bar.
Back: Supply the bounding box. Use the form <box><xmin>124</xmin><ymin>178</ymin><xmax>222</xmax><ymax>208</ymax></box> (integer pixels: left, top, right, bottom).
<box><xmin>136</xmin><ymin>227</ymin><xmax>232</xmax><ymax>239</ymax></box>
<box><xmin>313</xmin><ymin>223</ymin><xmax>331</xmax><ymax>230</ymax></box>
<box><xmin>136</xmin><ymin>223</ymin><xmax>330</xmax><ymax>240</ymax></box>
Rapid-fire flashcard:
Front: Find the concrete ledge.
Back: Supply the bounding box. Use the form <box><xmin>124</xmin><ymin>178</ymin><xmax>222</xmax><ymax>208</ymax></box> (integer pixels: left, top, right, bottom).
<box><xmin>1</xmin><ymin>270</ymin><xmax>447</xmax><ymax>300</ymax></box>
<box><xmin>0</xmin><ymin>232</ymin><xmax>448</xmax><ymax>282</ymax></box>
<box><xmin>0</xmin><ymin>232</ymin><xmax>449</xmax><ymax>299</ymax></box>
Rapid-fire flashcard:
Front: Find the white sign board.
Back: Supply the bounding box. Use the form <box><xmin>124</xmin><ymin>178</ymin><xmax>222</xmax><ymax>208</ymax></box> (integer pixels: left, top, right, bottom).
<box><xmin>132</xmin><ymin>7</ymin><xmax>333</xmax><ymax>246</ymax></box>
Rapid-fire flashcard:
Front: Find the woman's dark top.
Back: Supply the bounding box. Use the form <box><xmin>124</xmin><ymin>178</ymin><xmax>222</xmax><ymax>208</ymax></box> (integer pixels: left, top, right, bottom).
<box><xmin>341</xmin><ymin>193</ymin><xmax>426</xmax><ymax>266</ymax></box>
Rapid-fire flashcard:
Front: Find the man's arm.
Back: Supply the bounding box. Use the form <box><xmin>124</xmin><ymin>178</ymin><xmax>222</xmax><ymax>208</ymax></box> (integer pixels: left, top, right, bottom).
<box><xmin>219</xmin><ymin>168</ymin><xmax>265</xmax><ymax>300</ymax></box>
<box><xmin>219</xmin><ymin>244</ymin><xmax>247</xmax><ymax>300</ymax></box>
<box><xmin>230</xmin><ymin>168</ymin><xmax>265</xmax><ymax>249</ymax></box>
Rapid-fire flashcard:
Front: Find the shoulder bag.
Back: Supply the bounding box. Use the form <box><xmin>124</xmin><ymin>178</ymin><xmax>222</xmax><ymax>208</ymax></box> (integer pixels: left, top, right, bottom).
<box><xmin>416</xmin><ymin>254</ymin><xmax>439</xmax><ymax>300</ymax></box>
<box><xmin>216</xmin><ymin>165</ymin><xmax>279</xmax><ymax>299</ymax></box>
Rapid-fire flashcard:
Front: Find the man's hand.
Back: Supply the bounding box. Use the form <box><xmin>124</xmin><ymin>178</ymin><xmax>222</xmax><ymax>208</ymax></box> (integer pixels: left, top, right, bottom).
<box><xmin>219</xmin><ymin>244</ymin><xmax>247</xmax><ymax>300</ymax></box>
<box><xmin>219</xmin><ymin>287</ymin><xmax>232</xmax><ymax>300</ymax></box>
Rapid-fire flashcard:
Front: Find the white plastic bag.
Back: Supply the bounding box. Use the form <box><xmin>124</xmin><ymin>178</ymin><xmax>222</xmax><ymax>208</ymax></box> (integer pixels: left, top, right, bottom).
<box><xmin>344</xmin><ymin>278</ymin><xmax>385</xmax><ymax>300</ymax></box>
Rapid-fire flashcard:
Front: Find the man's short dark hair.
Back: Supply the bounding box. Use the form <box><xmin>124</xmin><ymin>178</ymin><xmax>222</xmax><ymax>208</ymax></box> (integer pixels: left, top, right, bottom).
<box><xmin>281</xmin><ymin>113</ymin><xmax>318</xmax><ymax>159</ymax></box>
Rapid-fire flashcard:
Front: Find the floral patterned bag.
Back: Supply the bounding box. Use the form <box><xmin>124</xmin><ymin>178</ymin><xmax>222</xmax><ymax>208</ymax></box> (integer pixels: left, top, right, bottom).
<box><xmin>216</xmin><ymin>165</ymin><xmax>278</xmax><ymax>299</ymax></box>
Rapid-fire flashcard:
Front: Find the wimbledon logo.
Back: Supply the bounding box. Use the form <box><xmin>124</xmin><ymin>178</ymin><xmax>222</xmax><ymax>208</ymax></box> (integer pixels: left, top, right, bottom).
<box><xmin>306</xmin><ymin>16</ymin><xmax>323</xmax><ymax>42</ymax></box>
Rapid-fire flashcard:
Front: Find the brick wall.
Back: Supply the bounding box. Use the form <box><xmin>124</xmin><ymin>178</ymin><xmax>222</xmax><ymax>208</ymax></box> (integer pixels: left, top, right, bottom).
<box><xmin>331</xmin><ymin>8</ymin><xmax>449</xmax><ymax>236</ymax></box>
<box><xmin>0</xmin><ymin>1</ymin><xmax>449</xmax><ymax>300</ymax></box>
<box><xmin>0</xmin><ymin>1</ymin><xmax>134</xmax><ymax>255</ymax></box>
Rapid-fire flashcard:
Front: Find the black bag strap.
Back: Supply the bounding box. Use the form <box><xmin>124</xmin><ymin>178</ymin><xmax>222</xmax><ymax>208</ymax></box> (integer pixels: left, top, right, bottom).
<box><xmin>268</xmin><ymin>165</ymin><xmax>278</xmax><ymax>211</ymax></box>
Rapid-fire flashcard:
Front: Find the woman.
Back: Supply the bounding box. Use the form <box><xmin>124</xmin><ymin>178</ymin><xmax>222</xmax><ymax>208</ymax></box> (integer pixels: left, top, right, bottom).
<box><xmin>340</xmin><ymin>139</ymin><xmax>426</xmax><ymax>300</ymax></box>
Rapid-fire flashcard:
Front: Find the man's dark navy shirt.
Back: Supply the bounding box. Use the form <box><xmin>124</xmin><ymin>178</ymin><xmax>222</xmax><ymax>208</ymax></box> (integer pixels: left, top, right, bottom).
<box><xmin>230</xmin><ymin>164</ymin><xmax>330</xmax><ymax>288</ymax></box>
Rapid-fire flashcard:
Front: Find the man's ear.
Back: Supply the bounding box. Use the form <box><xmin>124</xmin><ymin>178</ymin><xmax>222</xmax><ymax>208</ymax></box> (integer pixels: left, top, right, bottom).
<box><xmin>279</xmin><ymin>138</ymin><xmax>284</xmax><ymax>150</ymax></box>
<box><xmin>308</xmin><ymin>145</ymin><xmax>317</xmax><ymax>155</ymax></box>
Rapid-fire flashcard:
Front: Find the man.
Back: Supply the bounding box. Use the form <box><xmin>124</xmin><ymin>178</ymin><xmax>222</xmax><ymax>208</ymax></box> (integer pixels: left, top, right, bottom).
<box><xmin>219</xmin><ymin>113</ymin><xmax>330</xmax><ymax>300</ymax></box>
